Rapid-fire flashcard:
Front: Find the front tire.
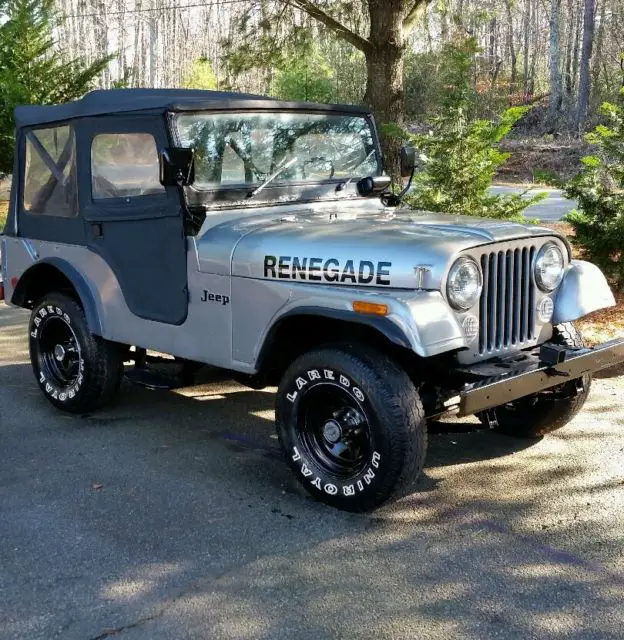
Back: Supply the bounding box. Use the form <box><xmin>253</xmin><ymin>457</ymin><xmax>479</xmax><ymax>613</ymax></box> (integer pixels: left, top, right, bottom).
<box><xmin>29</xmin><ymin>293</ymin><xmax>123</xmax><ymax>413</ymax></box>
<box><xmin>484</xmin><ymin>323</ymin><xmax>591</xmax><ymax>438</ymax></box>
<box><xmin>276</xmin><ymin>344</ymin><xmax>427</xmax><ymax>512</ymax></box>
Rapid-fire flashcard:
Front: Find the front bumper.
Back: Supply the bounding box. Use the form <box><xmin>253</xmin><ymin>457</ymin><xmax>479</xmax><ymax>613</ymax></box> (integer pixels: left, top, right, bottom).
<box><xmin>457</xmin><ymin>338</ymin><xmax>624</xmax><ymax>416</ymax></box>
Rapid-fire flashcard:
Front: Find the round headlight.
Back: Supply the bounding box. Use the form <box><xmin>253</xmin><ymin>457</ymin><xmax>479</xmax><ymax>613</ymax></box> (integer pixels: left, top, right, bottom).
<box><xmin>447</xmin><ymin>258</ymin><xmax>483</xmax><ymax>310</ymax></box>
<box><xmin>535</xmin><ymin>243</ymin><xmax>565</xmax><ymax>291</ymax></box>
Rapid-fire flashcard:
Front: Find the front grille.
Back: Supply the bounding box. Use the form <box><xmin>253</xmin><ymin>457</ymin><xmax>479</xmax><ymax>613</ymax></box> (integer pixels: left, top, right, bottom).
<box><xmin>479</xmin><ymin>247</ymin><xmax>536</xmax><ymax>354</ymax></box>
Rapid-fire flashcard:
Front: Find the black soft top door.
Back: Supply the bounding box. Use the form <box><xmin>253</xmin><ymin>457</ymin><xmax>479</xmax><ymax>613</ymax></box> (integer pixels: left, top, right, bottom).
<box><xmin>76</xmin><ymin>115</ymin><xmax>187</xmax><ymax>325</ymax></box>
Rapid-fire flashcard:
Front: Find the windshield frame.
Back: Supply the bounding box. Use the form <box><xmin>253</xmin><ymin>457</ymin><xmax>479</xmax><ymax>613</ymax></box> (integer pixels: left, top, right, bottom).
<box><xmin>168</xmin><ymin>108</ymin><xmax>383</xmax><ymax>201</ymax></box>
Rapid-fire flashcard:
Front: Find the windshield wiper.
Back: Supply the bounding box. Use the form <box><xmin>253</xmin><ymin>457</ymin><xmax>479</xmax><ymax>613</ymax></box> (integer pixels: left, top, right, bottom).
<box><xmin>247</xmin><ymin>157</ymin><xmax>298</xmax><ymax>198</ymax></box>
<box><xmin>337</xmin><ymin>149</ymin><xmax>377</xmax><ymax>191</ymax></box>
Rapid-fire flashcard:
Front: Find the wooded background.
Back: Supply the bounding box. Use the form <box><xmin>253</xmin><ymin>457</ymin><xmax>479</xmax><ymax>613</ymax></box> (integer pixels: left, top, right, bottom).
<box><xmin>49</xmin><ymin>0</ymin><xmax>623</xmax><ymax>132</ymax></box>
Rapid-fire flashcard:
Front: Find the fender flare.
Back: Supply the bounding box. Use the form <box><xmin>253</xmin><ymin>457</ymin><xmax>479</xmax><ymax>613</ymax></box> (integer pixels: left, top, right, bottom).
<box><xmin>255</xmin><ymin>305</ymin><xmax>413</xmax><ymax>372</ymax></box>
<box><xmin>12</xmin><ymin>257</ymin><xmax>104</xmax><ymax>335</ymax></box>
<box><xmin>553</xmin><ymin>260</ymin><xmax>616</xmax><ymax>324</ymax></box>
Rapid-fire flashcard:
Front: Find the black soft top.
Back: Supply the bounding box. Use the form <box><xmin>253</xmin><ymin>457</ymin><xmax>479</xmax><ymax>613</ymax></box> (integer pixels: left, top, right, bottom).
<box><xmin>14</xmin><ymin>88</ymin><xmax>370</xmax><ymax>128</ymax></box>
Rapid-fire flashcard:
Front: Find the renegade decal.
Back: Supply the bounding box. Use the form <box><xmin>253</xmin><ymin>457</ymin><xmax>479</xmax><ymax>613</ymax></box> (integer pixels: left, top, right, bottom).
<box><xmin>263</xmin><ymin>255</ymin><xmax>392</xmax><ymax>286</ymax></box>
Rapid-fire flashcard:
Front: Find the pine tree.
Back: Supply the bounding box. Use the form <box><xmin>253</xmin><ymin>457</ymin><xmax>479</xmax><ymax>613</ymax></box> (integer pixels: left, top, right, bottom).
<box><xmin>0</xmin><ymin>0</ymin><xmax>113</xmax><ymax>174</ymax></box>
<box><xmin>403</xmin><ymin>40</ymin><xmax>546</xmax><ymax>221</ymax></box>
<box><xmin>564</xmin><ymin>91</ymin><xmax>624</xmax><ymax>288</ymax></box>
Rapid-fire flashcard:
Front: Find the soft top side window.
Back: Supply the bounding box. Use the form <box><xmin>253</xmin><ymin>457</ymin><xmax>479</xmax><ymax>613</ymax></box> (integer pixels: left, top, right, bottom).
<box><xmin>23</xmin><ymin>125</ymin><xmax>78</xmax><ymax>217</ymax></box>
<box><xmin>91</xmin><ymin>133</ymin><xmax>165</xmax><ymax>199</ymax></box>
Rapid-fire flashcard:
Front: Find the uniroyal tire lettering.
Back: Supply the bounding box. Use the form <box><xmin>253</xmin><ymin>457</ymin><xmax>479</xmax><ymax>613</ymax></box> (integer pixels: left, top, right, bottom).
<box><xmin>307</xmin><ymin>369</ymin><xmax>321</xmax><ymax>381</ymax></box>
<box><xmin>324</xmin><ymin>369</ymin><xmax>335</xmax><ymax>380</ymax></box>
<box><xmin>324</xmin><ymin>483</ymin><xmax>338</xmax><ymax>495</ymax></box>
<box><xmin>47</xmin><ymin>305</ymin><xmax>54</xmax><ymax>314</ymax></box>
<box><xmin>39</xmin><ymin>372</ymin><xmax>45</xmax><ymax>383</ymax></box>
<box><xmin>301</xmin><ymin>463</ymin><xmax>313</xmax><ymax>477</ymax></box>
<box><xmin>59</xmin><ymin>393</ymin><xmax>67</xmax><ymax>402</ymax></box>
<box><xmin>363</xmin><ymin>469</ymin><xmax>375</xmax><ymax>485</ymax></box>
<box><xmin>339</xmin><ymin>374</ymin><xmax>350</xmax><ymax>388</ymax></box>
<box><xmin>343</xmin><ymin>485</ymin><xmax>355</xmax><ymax>496</ymax></box>
<box><xmin>287</xmin><ymin>391</ymin><xmax>298</xmax><ymax>403</ymax></box>
<box><xmin>311</xmin><ymin>477</ymin><xmax>322</xmax><ymax>490</ymax></box>
<box><xmin>63</xmin><ymin>313</ymin><xmax>71</xmax><ymax>324</ymax></box>
<box><xmin>357</xmin><ymin>480</ymin><xmax>364</xmax><ymax>492</ymax></box>
<box><xmin>353</xmin><ymin>387</ymin><xmax>365</xmax><ymax>402</ymax></box>
<box><xmin>292</xmin><ymin>446</ymin><xmax>301</xmax><ymax>462</ymax></box>
<box><xmin>68</xmin><ymin>390</ymin><xmax>75</xmax><ymax>399</ymax></box>
<box><xmin>372</xmin><ymin>451</ymin><xmax>381</xmax><ymax>468</ymax></box>
<box><xmin>296</xmin><ymin>376</ymin><xmax>307</xmax><ymax>390</ymax></box>
<box><xmin>34</xmin><ymin>316</ymin><xmax>41</xmax><ymax>327</ymax></box>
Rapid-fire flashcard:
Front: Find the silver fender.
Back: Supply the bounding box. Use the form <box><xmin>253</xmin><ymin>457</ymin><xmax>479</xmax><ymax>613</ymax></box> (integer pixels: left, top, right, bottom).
<box><xmin>553</xmin><ymin>260</ymin><xmax>615</xmax><ymax>324</ymax></box>
<box><xmin>247</xmin><ymin>284</ymin><xmax>466</xmax><ymax>368</ymax></box>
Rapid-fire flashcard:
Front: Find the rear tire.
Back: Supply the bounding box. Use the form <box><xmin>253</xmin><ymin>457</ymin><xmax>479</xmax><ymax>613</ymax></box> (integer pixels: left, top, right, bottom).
<box><xmin>29</xmin><ymin>293</ymin><xmax>123</xmax><ymax>413</ymax></box>
<box><xmin>482</xmin><ymin>323</ymin><xmax>591</xmax><ymax>438</ymax></box>
<box><xmin>276</xmin><ymin>343</ymin><xmax>427</xmax><ymax>512</ymax></box>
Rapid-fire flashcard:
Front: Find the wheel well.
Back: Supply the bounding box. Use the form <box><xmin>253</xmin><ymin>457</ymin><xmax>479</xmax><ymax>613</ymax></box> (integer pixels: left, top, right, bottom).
<box><xmin>12</xmin><ymin>263</ymin><xmax>80</xmax><ymax>309</ymax></box>
<box><xmin>256</xmin><ymin>314</ymin><xmax>419</xmax><ymax>386</ymax></box>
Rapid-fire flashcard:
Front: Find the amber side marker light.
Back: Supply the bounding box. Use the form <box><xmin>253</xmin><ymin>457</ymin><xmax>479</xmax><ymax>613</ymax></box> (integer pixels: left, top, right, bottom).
<box><xmin>352</xmin><ymin>301</ymin><xmax>388</xmax><ymax>316</ymax></box>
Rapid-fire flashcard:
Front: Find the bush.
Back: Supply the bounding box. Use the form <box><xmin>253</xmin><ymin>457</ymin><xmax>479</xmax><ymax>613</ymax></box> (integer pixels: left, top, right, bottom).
<box><xmin>402</xmin><ymin>40</ymin><xmax>545</xmax><ymax>221</ymax></box>
<box><xmin>562</xmin><ymin>93</ymin><xmax>624</xmax><ymax>289</ymax></box>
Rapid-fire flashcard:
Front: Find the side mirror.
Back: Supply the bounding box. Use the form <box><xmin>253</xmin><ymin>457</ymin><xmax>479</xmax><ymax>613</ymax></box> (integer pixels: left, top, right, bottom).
<box><xmin>400</xmin><ymin>145</ymin><xmax>416</xmax><ymax>178</ymax></box>
<box><xmin>160</xmin><ymin>147</ymin><xmax>195</xmax><ymax>186</ymax></box>
<box><xmin>356</xmin><ymin>175</ymin><xmax>391</xmax><ymax>197</ymax></box>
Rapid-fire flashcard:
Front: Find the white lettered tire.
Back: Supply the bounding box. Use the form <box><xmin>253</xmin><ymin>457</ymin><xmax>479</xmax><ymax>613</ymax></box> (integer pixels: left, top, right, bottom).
<box><xmin>276</xmin><ymin>344</ymin><xmax>427</xmax><ymax>512</ymax></box>
<box><xmin>29</xmin><ymin>293</ymin><xmax>123</xmax><ymax>413</ymax></box>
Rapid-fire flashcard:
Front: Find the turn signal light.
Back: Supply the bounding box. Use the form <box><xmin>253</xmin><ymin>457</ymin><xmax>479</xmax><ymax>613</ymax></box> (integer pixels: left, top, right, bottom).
<box><xmin>0</xmin><ymin>283</ymin><xmax>4</xmax><ymax>302</ymax></box>
<box><xmin>352</xmin><ymin>301</ymin><xmax>388</xmax><ymax>316</ymax></box>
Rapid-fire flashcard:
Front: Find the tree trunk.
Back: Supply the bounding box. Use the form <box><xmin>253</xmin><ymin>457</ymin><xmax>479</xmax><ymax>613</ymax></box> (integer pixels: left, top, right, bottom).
<box><xmin>576</xmin><ymin>0</ymin><xmax>596</xmax><ymax>131</ymax></box>
<box><xmin>364</xmin><ymin>1</ymin><xmax>406</xmax><ymax>182</ymax></box>
<box><xmin>564</xmin><ymin>0</ymin><xmax>575</xmax><ymax>99</ymax></box>
<box><xmin>549</xmin><ymin>0</ymin><xmax>563</xmax><ymax>120</ymax></box>
<box><xmin>522</xmin><ymin>0</ymin><xmax>531</xmax><ymax>101</ymax></box>
<box><xmin>591</xmin><ymin>0</ymin><xmax>605</xmax><ymax>96</ymax></box>
<box><xmin>505</xmin><ymin>0</ymin><xmax>518</xmax><ymax>96</ymax></box>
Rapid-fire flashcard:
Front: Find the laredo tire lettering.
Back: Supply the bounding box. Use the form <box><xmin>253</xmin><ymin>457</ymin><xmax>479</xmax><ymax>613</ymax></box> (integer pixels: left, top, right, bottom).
<box><xmin>290</xmin><ymin>444</ymin><xmax>383</xmax><ymax>499</ymax></box>
<box><xmin>286</xmin><ymin>370</ymin><xmax>366</xmax><ymax>405</ymax></box>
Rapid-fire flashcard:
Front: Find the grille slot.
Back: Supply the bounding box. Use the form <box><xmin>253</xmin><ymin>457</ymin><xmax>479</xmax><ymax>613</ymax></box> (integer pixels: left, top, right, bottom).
<box><xmin>479</xmin><ymin>246</ymin><xmax>535</xmax><ymax>354</ymax></box>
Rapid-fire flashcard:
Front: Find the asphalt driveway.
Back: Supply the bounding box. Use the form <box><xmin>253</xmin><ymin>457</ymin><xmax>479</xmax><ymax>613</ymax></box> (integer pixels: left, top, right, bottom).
<box><xmin>1</xmin><ymin>304</ymin><xmax>623</xmax><ymax>639</ymax></box>
<box><xmin>490</xmin><ymin>186</ymin><xmax>576</xmax><ymax>222</ymax></box>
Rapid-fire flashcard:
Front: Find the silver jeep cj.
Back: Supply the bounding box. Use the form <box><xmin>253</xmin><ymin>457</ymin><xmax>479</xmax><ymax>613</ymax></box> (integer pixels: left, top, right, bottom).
<box><xmin>1</xmin><ymin>88</ymin><xmax>622</xmax><ymax>511</ymax></box>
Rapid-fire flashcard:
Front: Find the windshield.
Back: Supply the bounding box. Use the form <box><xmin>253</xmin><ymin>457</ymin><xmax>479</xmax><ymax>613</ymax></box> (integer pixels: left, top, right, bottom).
<box><xmin>173</xmin><ymin>111</ymin><xmax>380</xmax><ymax>190</ymax></box>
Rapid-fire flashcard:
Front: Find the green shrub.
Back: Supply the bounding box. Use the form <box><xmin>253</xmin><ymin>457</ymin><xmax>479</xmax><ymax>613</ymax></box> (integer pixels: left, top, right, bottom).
<box><xmin>562</xmin><ymin>93</ymin><xmax>624</xmax><ymax>289</ymax></box>
<box><xmin>402</xmin><ymin>40</ymin><xmax>545</xmax><ymax>221</ymax></box>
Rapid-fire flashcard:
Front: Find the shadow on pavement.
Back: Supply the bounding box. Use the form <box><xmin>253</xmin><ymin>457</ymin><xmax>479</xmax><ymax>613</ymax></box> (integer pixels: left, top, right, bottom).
<box><xmin>1</xmin><ymin>348</ymin><xmax>623</xmax><ymax>638</ymax></box>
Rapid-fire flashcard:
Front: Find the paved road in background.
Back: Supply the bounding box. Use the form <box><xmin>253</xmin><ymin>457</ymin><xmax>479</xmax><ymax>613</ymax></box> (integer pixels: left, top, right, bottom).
<box><xmin>1</xmin><ymin>304</ymin><xmax>623</xmax><ymax>639</ymax></box>
<box><xmin>490</xmin><ymin>186</ymin><xmax>576</xmax><ymax>223</ymax></box>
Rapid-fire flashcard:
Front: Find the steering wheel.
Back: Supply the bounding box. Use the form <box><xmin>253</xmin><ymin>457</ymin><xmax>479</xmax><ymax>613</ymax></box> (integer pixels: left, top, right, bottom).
<box><xmin>303</xmin><ymin>156</ymin><xmax>335</xmax><ymax>179</ymax></box>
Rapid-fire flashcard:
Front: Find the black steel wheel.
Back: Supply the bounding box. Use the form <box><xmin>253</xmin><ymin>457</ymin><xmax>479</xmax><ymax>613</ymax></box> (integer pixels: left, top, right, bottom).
<box><xmin>29</xmin><ymin>293</ymin><xmax>123</xmax><ymax>413</ymax></box>
<box><xmin>37</xmin><ymin>313</ymin><xmax>82</xmax><ymax>389</ymax></box>
<box><xmin>297</xmin><ymin>383</ymin><xmax>373</xmax><ymax>479</ymax></box>
<box><xmin>276</xmin><ymin>343</ymin><xmax>427</xmax><ymax>512</ymax></box>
